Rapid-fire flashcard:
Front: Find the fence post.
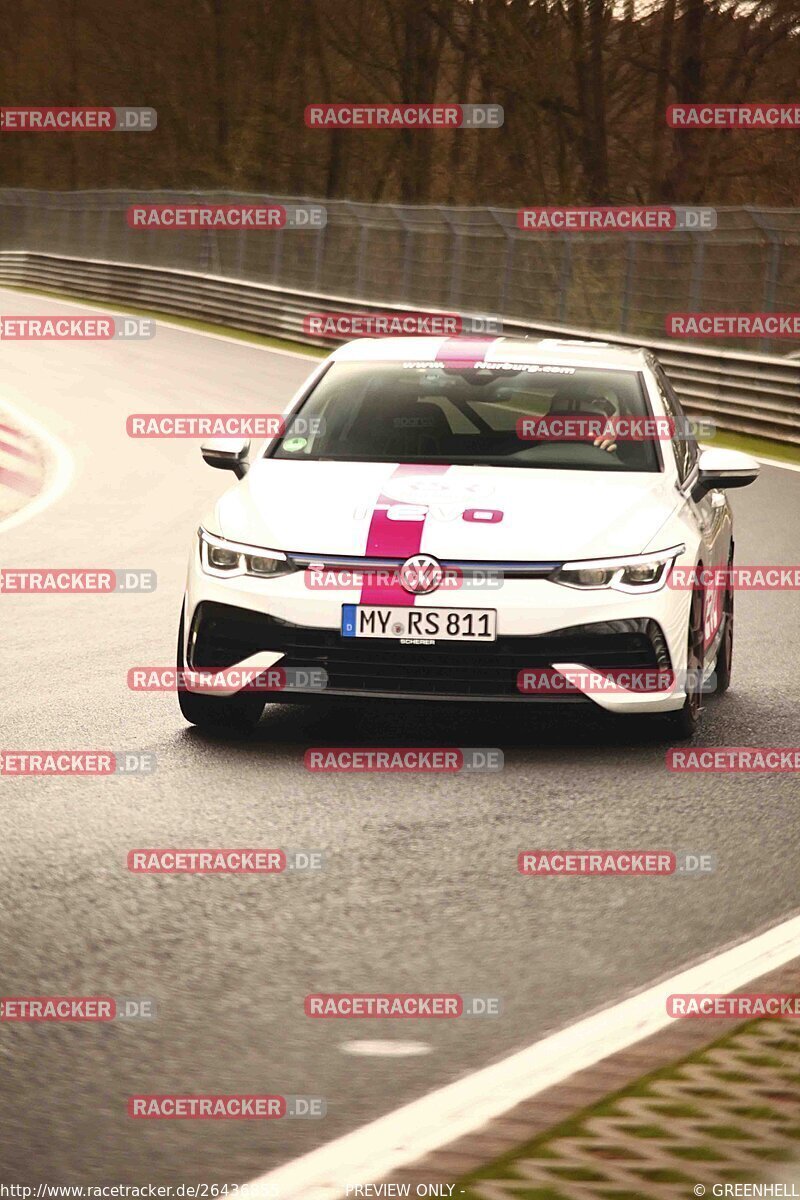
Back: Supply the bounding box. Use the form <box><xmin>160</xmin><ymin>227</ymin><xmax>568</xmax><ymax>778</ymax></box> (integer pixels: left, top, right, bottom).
<box><xmin>749</xmin><ymin>207</ymin><xmax>781</xmax><ymax>354</ymax></box>
<box><xmin>235</xmin><ymin>224</ymin><xmax>247</xmax><ymax>279</ymax></box>
<box><xmin>392</xmin><ymin>207</ymin><xmax>414</xmax><ymax>304</ymax></box>
<box><xmin>272</xmin><ymin>224</ymin><xmax>284</xmax><ymax>283</ymax></box>
<box><xmin>313</xmin><ymin>224</ymin><xmax>325</xmax><ymax>291</ymax></box>
<box><xmin>500</xmin><ymin>232</ymin><xmax>515</xmax><ymax>315</ymax></box>
<box><xmin>688</xmin><ymin>234</ymin><xmax>705</xmax><ymax>314</ymax></box>
<box><xmin>620</xmin><ymin>238</ymin><xmax>637</xmax><ymax>333</ymax></box>
<box><xmin>440</xmin><ymin>209</ymin><xmax>462</xmax><ymax>309</ymax></box>
<box><xmin>355</xmin><ymin>221</ymin><xmax>369</xmax><ymax>297</ymax></box>
<box><xmin>558</xmin><ymin>235</ymin><xmax>572</xmax><ymax>323</ymax></box>
<box><xmin>761</xmin><ymin>237</ymin><xmax>781</xmax><ymax>355</ymax></box>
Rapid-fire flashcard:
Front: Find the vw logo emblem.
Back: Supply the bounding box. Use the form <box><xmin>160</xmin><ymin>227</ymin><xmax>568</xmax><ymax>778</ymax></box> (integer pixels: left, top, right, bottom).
<box><xmin>399</xmin><ymin>554</ymin><xmax>444</xmax><ymax>595</ymax></box>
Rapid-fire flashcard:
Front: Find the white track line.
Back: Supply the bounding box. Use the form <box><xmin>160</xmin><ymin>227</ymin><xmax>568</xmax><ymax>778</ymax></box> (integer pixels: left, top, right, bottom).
<box><xmin>0</xmin><ymin>395</ymin><xmax>74</xmax><ymax>535</ymax></box>
<box><xmin>754</xmin><ymin>454</ymin><xmax>800</xmax><ymax>474</ymax></box>
<box><xmin>248</xmin><ymin>911</ymin><xmax>800</xmax><ymax>1199</ymax></box>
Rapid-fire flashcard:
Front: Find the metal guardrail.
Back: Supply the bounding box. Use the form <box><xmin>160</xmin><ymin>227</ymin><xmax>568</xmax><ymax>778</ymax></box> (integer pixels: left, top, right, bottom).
<box><xmin>0</xmin><ymin>250</ymin><xmax>798</xmax><ymax>447</ymax></box>
<box><xmin>4</xmin><ymin>190</ymin><xmax>800</xmax><ymax>355</ymax></box>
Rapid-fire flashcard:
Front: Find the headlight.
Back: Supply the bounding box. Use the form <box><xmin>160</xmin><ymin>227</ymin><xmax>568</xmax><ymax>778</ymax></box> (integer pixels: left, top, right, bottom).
<box><xmin>199</xmin><ymin>529</ymin><xmax>296</xmax><ymax>579</ymax></box>
<box><xmin>551</xmin><ymin>545</ymin><xmax>684</xmax><ymax>594</ymax></box>
<box><xmin>206</xmin><ymin>545</ymin><xmax>240</xmax><ymax>571</ymax></box>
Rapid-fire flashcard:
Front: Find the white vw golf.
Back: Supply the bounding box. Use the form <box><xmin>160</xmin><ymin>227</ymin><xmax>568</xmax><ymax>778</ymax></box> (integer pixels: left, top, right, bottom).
<box><xmin>178</xmin><ymin>336</ymin><xmax>759</xmax><ymax>735</ymax></box>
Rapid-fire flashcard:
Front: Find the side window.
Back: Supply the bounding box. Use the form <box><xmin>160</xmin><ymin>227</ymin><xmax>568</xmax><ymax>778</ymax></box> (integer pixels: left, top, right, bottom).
<box><xmin>653</xmin><ymin>364</ymin><xmax>698</xmax><ymax>483</ymax></box>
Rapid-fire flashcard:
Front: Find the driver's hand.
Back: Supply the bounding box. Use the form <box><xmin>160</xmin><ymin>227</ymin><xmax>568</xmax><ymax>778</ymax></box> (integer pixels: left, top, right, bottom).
<box><xmin>593</xmin><ymin>436</ymin><xmax>617</xmax><ymax>453</ymax></box>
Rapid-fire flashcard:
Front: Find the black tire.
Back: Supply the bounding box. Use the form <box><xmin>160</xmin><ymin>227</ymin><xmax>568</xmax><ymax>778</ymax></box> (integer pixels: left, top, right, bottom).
<box><xmin>176</xmin><ymin>610</ymin><xmax>264</xmax><ymax>732</ymax></box>
<box><xmin>663</xmin><ymin>585</ymin><xmax>705</xmax><ymax>739</ymax></box>
<box><xmin>713</xmin><ymin>559</ymin><xmax>734</xmax><ymax>695</ymax></box>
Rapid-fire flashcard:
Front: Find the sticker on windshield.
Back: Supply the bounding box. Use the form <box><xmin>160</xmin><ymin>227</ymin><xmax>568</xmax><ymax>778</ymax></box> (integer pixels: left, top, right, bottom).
<box><xmin>476</xmin><ymin>362</ymin><xmax>576</xmax><ymax>374</ymax></box>
<box><xmin>400</xmin><ymin>360</ymin><xmax>575</xmax><ymax>374</ymax></box>
<box><xmin>282</xmin><ymin>436</ymin><xmax>308</xmax><ymax>452</ymax></box>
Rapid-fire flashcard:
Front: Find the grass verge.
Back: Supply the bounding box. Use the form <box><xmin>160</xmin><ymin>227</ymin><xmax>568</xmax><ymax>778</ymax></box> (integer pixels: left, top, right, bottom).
<box><xmin>454</xmin><ymin>1018</ymin><xmax>800</xmax><ymax>1198</ymax></box>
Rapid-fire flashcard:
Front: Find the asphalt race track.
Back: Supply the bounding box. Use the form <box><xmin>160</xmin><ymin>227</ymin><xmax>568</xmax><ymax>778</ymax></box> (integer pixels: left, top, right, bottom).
<box><xmin>1</xmin><ymin>290</ymin><xmax>799</xmax><ymax>1185</ymax></box>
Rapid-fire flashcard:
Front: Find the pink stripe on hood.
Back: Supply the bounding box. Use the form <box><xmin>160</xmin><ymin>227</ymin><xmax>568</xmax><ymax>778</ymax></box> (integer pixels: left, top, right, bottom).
<box><xmin>360</xmin><ymin>464</ymin><xmax>449</xmax><ymax>606</ymax></box>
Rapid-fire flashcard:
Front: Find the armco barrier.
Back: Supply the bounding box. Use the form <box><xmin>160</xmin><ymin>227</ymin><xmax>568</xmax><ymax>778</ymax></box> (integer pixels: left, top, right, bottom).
<box><xmin>3</xmin><ymin>191</ymin><xmax>800</xmax><ymax>354</ymax></box>
<box><xmin>0</xmin><ymin>250</ymin><xmax>798</xmax><ymax>446</ymax></box>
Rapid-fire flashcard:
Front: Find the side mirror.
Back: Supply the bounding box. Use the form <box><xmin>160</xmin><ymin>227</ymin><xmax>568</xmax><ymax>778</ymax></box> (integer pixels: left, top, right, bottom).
<box><xmin>200</xmin><ymin>438</ymin><xmax>250</xmax><ymax>479</ymax></box>
<box><xmin>691</xmin><ymin>447</ymin><xmax>760</xmax><ymax>501</ymax></box>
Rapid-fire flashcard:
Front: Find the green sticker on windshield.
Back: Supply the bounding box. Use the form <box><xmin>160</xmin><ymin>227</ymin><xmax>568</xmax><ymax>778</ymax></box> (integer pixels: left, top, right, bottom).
<box><xmin>282</xmin><ymin>436</ymin><xmax>308</xmax><ymax>452</ymax></box>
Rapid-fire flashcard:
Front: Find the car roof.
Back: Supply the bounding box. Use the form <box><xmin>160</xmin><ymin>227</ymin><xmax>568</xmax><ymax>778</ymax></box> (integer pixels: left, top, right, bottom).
<box><xmin>330</xmin><ymin>335</ymin><xmax>650</xmax><ymax>372</ymax></box>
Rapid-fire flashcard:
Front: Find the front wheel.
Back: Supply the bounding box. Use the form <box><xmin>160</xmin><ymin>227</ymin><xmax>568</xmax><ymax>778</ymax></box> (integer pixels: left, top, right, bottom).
<box><xmin>176</xmin><ymin>609</ymin><xmax>264</xmax><ymax>732</ymax></box>
<box><xmin>662</xmin><ymin>586</ymin><xmax>706</xmax><ymax>739</ymax></box>
<box><xmin>713</xmin><ymin>564</ymin><xmax>734</xmax><ymax>695</ymax></box>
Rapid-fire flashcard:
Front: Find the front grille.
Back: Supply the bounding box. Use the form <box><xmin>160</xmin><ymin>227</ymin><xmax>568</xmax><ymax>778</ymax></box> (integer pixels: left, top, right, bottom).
<box><xmin>190</xmin><ymin>602</ymin><xmax>670</xmax><ymax>700</ymax></box>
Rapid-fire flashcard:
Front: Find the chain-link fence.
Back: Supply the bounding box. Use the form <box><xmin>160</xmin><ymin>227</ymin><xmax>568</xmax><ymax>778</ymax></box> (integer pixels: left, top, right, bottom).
<box><xmin>1</xmin><ymin>191</ymin><xmax>800</xmax><ymax>353</ymax></box>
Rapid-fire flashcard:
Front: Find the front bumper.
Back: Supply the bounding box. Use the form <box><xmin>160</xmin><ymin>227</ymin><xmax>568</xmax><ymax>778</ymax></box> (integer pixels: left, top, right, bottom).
<box><xmin>188</xmin><ymin>600</ymin><xmax>676</xmax><ymax>707</ymax></box>
<box><xmin>183</xmin><ymin>540</ymin><xmax>692</xmax><ymax>710</ymax></box>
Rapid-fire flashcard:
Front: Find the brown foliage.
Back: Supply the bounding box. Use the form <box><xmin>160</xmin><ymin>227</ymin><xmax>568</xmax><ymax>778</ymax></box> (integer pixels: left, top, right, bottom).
<box><xmin>1</xmin><ymin>0</ymin><xmax>799</xmax><ymax>204</ymax></box>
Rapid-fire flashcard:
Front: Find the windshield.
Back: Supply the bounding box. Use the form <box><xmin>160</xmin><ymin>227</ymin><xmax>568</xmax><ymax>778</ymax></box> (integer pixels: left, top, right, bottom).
<box><xmin>269</xmin><ymin>359</ymin><xmax>662</xmax><ymax>472</ymax></box>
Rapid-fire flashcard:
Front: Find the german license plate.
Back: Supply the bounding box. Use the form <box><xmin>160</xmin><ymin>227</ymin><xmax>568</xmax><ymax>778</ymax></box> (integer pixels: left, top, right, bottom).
<box><xmin>341</xmin><ymin>604</ymin><xmax>497</xmax><ymax>642</ymax></box>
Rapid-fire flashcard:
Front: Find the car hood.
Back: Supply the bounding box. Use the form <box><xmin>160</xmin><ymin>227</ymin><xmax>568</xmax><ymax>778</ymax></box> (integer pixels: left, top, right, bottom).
<box><xmin>214</xmin><ymin>460</ymin><xmax>679</xmax><ymax>561</ymax></box>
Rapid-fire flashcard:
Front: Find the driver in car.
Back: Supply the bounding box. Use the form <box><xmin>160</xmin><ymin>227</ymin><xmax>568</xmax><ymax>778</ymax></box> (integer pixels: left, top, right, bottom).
<box><xmin>587</xmin><ymin>393</ymin><xmax>619</xmax><ymax>453</ymax></box>
<box><xmin>546</xmin><ymin>384</ymin><xmax>620</xmax><ymax>453</ymax></box>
